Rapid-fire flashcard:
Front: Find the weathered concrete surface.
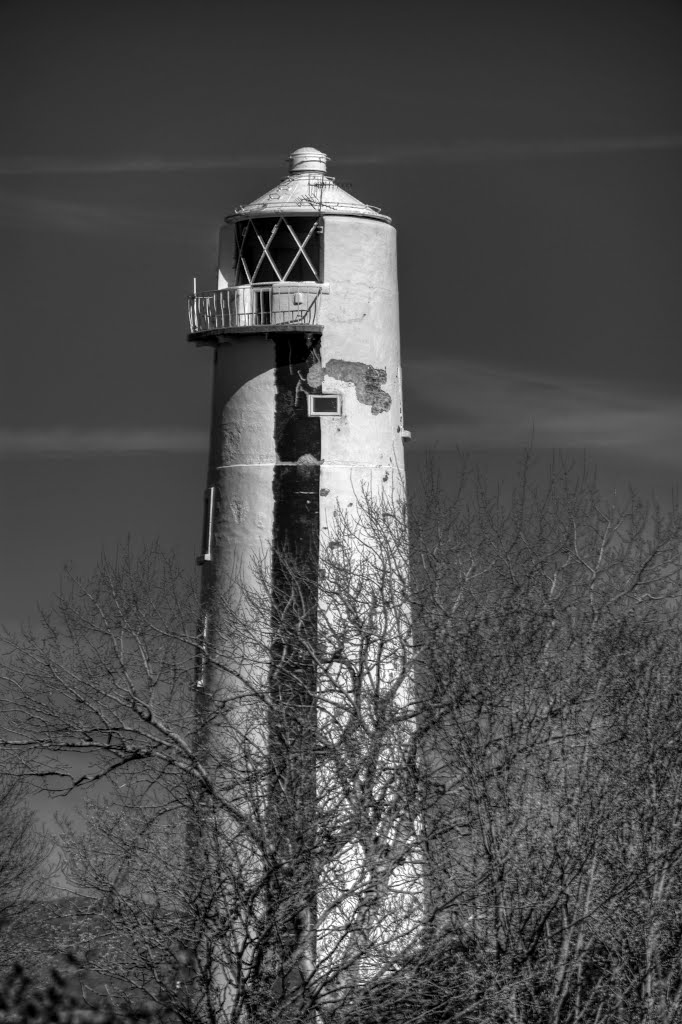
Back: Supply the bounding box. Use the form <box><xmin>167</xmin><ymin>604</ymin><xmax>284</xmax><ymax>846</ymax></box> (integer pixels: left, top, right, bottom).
<box><xmin>318</xmin><ymin>359</ymin><xmax>391</xmax><ymax>415</ymax></box>
<box><xmin>192</xmin><ymin>152</ymin><xmax>413</xmax><ymax>1016</ymax></box>
<box><xmin>318</xmin><ymin>215</ymin><xmax>405</xmax><ymax>521</ymax></box>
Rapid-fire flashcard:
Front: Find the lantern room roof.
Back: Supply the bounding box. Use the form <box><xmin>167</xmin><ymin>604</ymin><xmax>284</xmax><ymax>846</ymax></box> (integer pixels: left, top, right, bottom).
<box><xmin>228</xmin><ymin>147</ymin><xmax>391</xmax><ymax>224</ymax></box>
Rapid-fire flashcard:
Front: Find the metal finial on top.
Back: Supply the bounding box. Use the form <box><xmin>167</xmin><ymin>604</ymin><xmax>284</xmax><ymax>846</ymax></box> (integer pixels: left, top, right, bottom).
<box><xmin>288</xmin><ymin>147</ymin><xmax>328</xmax><ymax>175</ymax></box>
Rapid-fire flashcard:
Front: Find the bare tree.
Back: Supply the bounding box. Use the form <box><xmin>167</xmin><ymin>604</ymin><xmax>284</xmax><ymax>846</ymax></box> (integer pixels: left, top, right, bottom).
<box><xmin>3</xmin><ymin>457</ymin><xmax>682</xmax><ymax>1024</ymax></box>
<box><xmin>408</xmin><ymin>454</ymin><xmax>682</xmax><ymax>1023</ymax></box>
<box><xmin>0</xmin><ymin>773</ymin><xmax>50</xmax><ymax>919</ymax></box>
<box><xmin>1</xmin><ymin>515</ymin><xmax>419</xmax><ymax>1022</ymax></box>
<box><xmin>0</xmin><ymin>763</ymin><xmax>54</xmax><ymax>976</ymax></box>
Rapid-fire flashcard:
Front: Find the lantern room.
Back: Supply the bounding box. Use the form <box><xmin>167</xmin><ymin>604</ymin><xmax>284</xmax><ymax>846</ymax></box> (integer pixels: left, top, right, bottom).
<box><xmin>187</xmin><ymin>147</ymin><xmax>389</xmax><ymax>338</ymax></box>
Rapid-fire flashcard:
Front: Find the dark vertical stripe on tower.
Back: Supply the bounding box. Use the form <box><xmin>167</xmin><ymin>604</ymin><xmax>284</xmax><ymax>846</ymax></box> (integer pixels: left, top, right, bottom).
<box><xmin>268</xmin><ymin>332</ymin><xmax>321</xmax><ymax>1005</ymax></box>
<box><xmin>272</xmin><ymin>332</ymin><xmax>322</xmax><ymax>557</ymax></box>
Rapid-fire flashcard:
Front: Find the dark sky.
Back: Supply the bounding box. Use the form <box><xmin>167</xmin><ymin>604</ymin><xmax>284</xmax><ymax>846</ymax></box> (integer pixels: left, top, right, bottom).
<box><xmin>2</xmin><ymin>0</ymin><xmax>682</xmax><ymax>629</ymax></box>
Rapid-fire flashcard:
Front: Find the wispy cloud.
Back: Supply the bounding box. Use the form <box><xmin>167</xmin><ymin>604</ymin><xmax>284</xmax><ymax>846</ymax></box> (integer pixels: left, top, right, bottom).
<box><xmin>0</xmin><ymin>189</ymin><xmax>207</xmax><ymax>237</ymax></box>
<box><xmin>0</xmin><ymin>190</ymin><xmax>133</xmax><ymax>233</ymax></box>
<box><xmin>4</xmin><ymin>366</ymin><xmax>679</xmax><ymax>464</ymax></box>
<box><xmin>0</xmin><ymin>154</ymin><xmax>280</xmax><ymax>176</ymax></box>
<box><xmin>344</xmin><ymin>134</ymin><xmax>682</xmax><ymax>166</ymax></box>
<box><xmin>1</xmin><ymin>135</ymin><xmax>681</xmax><ymax>176</ymax></box>
<box><xmin>0</xmin><ymin>427</ymin><xmax>207</xmax><ymax>457</ymax></box>
<box><xmin>405</xmin><ymin>360</ymin><xmax>682</xmax><ymax>467</ymax></box>
<box><xmin>3</xmin><ymin>362</ymin><xmax>679</xmax><ymax>464</ymax></box>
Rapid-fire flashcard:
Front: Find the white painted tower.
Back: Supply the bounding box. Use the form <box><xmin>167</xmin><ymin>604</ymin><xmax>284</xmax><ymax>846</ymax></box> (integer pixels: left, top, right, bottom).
<box><xmin>189</xmin><ymin>147</ymin><xmax>408</xmax><ymax>592</ymax></box>
<box><xmin>187</xmin><ymin>148</ymin><xmax>413</xmax><ymax>1012</ymax></box>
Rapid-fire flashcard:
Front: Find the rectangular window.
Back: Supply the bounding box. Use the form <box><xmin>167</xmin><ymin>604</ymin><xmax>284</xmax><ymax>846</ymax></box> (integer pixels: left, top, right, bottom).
<box><xmin>234</xmin><ymin>217</ymin><xmax>321</xmax><ymax>284</ymax></box>
<box><xmin>307</xmin><ymin>394</ymin><xmax>341</xmax><ymax>416</ymax></box>
<box><xmin>197</xmin><ymin>486</ymin><xmax>215</xmax><ymax>565</ymax></box>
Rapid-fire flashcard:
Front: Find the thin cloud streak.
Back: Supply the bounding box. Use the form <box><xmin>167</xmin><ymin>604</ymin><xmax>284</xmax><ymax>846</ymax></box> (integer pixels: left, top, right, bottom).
<box><xmin>0</xmin><ymin>190</ymin><xmax>209</xmax><ymax>237</ymax></box>
<box><xmin>1</xmin><ymin>135</ymin><xmax>681</xmax><ymax>176</ymax></box>
<box><xmin>405</xmin><ymin>359</ymin><xmax>682</xmax><ymax>467</ymax></box>
<box><xmin>0</xmin><ymin>191</ymin><xmax>135</xmax><ymax>233</ymax></box>
<box><xmin>0</xmin><ymin>427</ymin><xmax>207</xmax><ymax>457</ymax></box>
<box><xmin>343</xmin><ymin>134</ymin><xmax>682</xmax><ymax>166</ymax></box>
<box><xmin>0</xmin><ymin>154</ymin><xmax>281</xmax><ymax>176</ymax></box>
<box><xmin>3</xmin><ymin>370</ymin><xmax>680</xmax><ymax>465</ymax></box>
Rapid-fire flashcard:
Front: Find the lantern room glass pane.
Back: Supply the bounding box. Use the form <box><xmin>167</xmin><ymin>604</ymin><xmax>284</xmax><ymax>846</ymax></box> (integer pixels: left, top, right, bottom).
<box><xmin>235</xmin><ymin>217</ymin><xmax>320</xmax><ymax>284</ymax></box>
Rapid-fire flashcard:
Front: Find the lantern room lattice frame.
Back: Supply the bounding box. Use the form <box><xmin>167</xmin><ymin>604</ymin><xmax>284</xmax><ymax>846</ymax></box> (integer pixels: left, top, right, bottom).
<box><xmin>234</xmin><ymin>217</ymin><xmax>321</xmax><ymax>284</ymax></box>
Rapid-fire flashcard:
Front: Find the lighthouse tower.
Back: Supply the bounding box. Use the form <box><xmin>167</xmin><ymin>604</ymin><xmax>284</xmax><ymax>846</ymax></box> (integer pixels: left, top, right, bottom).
<box><xmin>189</xmin><ymin>147</ymin><xmax>409</xmax><ymax>649</ymax></box>
<box><xmin>187</xmin><ymin>148</ymin><xmax>413</xmax><ymax>1007</ymax></box>
<box><xmin>189</xmin><ymin>146</ymin><xmax>408</xmax><ymax>592</ymax></box>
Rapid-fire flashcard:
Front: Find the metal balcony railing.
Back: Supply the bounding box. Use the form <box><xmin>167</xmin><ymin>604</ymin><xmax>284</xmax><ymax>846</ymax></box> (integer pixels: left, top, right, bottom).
<box><xmin>188</xmin><ymin>284</ymin><xmax>324</xmax><ymax>334</ymax></box>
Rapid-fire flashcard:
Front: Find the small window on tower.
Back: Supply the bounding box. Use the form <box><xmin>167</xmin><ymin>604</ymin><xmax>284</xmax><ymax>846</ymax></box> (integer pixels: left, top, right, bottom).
<box><xmin>307</xmin><ymin>394</ymin><xmax>341</xmax><ymax>417</ymax></box>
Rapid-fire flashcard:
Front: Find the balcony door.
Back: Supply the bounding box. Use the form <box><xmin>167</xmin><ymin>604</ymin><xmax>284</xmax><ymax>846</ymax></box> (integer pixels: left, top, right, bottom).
<box><xmin>233</xmin><ymin>284</ymin><xmax>272</xmax><ymax>327</ymax></box>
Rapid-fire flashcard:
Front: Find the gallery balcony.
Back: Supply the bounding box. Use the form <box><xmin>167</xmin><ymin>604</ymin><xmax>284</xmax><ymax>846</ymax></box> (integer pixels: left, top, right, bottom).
<box><xmin>187</xmin><ymin>283</ymin><xmax>327</xmax><ymax>340</ymax></box>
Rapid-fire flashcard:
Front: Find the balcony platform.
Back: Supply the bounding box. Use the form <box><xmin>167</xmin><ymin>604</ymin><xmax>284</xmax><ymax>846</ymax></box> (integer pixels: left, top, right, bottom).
<box><xmin>188</xmin><ymin>283</ymin><xmax>327</xmax><ymax>341</ymax></box>
<box><xmin>189</xmin><ymin>323</ymin><xmax>323</xmax><ymax>345</ymax></box>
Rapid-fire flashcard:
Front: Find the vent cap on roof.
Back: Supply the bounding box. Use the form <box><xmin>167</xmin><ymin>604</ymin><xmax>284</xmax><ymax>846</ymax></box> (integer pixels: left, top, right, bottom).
<box><xmin>288</xmin><ymin>147</ymin><xmax>328</xmax><ymax>175</ymax></box>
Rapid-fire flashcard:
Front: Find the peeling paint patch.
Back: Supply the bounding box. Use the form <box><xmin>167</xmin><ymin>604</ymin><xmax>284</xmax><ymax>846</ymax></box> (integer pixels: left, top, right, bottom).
<box><xmin>230</xmin><ymin>498</ymin><xmax>246</xmax><ymax>522</ymax></box>
<box><xmin>324</xmin><ymin>359</ymin><xmax>391</xmax><ymax>415</ymax></box>
<box><xmin>222</xmin><ymin>424</ymin><xmax>242</xmax><ymax>463</ymax></box>
<box><xmin>306</xmin><ymin>362</ymin><xmax>324</xmax><ymax>390</ymax></box>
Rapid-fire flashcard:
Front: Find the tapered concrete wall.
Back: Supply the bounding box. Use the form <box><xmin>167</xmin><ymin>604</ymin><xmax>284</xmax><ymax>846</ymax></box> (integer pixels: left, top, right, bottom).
<box><xmin>202</xmin><ymin>213</ymin><xmax>405</xmax><ymax>598</ymax></box>
<box><xmin>318</xmin><ymin>215</ymin><xmax>405</xmax><ymax>532</ymax></box>
<box><xmin>207</xmin><ymin>339</ymin><xmax>277</xmax><ymax>589</ymax></box>
<box><xmin>192</xmin><ymin>182</ymin><xmax>413</xmax><ymax>1012</ymax></box>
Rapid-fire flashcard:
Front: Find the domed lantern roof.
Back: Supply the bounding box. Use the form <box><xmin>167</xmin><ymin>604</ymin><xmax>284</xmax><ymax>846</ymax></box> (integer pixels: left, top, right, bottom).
<box><xmin>228</xmin><ymin>147</ymin><xmax>391</xmax><ymax>223</ymax></box>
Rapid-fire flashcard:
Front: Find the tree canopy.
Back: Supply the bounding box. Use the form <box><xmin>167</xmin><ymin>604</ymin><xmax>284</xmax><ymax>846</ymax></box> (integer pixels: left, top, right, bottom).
<box><xmin>2</xmin><ymin>455</ymin><xmax>682</xmax><ymax>1023</ymax></box>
